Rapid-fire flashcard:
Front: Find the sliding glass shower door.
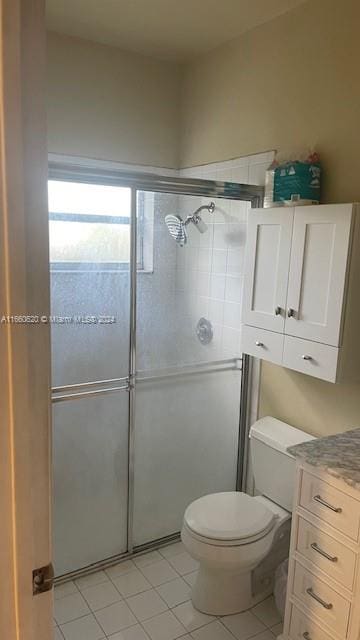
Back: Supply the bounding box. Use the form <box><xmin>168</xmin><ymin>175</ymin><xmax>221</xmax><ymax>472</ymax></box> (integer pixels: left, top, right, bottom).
<box><xmin>50</xmin><ymin>167</ymin><xmax>260</xmax><ymax>577</ymax></box>
<box><xmin>133</xmin><ymin>191</ymin><xmax>246</xmax><ymax>546</ymax></box>
<box><xmin>50</xmin><ymin>180</ymin><xmax>131</xmax><ymax>576</ymax></box>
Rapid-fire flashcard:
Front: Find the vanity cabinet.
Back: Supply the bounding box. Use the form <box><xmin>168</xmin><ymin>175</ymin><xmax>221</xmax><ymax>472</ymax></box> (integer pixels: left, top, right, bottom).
<box><xmin>283</xmin><ymin>463</ymin><xmax>360</xmax><ymax>640</ymax></box>
<box><xmin>241</xmin><ymin>204</ymin><xmax>360</xmax><ymax>382</ymax></box>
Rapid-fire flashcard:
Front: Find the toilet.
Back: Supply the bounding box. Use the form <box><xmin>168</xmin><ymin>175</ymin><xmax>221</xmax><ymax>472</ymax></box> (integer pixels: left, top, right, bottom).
<box><xmin>181</xmin><ymin>416</ymin><xmax>315</xmax><ymax>615</ymax></box>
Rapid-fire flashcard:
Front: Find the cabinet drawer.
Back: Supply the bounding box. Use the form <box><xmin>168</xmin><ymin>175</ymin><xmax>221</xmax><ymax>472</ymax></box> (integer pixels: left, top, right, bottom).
<box><xmin>283</xmin><ymin>336</ymin><xmax>338</xmax><ymax>382</ymax></box>
<box><xmin>293</xmin><ymin>563</ymin><xmax>350</xmax><ymax>637</ymax></box>
<box><xmin>241</xmin><ymin>325</ymin><xmax>283</xmax><ymax>365</ymax></box>
<box><xmin>296</xmin><ymin>517</ymin><xmax>356</xmax><ymax>590</ymax></box>
<box><xmin>300</xmin><ymin>472</ymin><xmax>360</xmax><ymax>541</ymax></box>
<box><xmin>289</xmin><ymin>604</ymin><xmax>335</xmax><ymax>640</ymax></box>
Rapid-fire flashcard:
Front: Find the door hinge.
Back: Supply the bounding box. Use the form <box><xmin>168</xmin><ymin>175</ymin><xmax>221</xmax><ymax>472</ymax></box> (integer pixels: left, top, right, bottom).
<box><xmin>32</xmin><ymin>563</ymin><xmax>54</xmax><ymax>595</ymax></box>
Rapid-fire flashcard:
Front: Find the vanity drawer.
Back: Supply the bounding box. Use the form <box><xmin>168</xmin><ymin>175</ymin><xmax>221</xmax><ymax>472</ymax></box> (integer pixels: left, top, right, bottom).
<box><xmin>296</xmin><ymin>517</ymin><xmax>356</xmax><ymax>590</ymax></box>
<box><xmin>283</xmin><ymin>336</ymin><xmax>338</xmax><ymax>382</ymax></box>
<box><xmin>289</xmin><ymin>604</ymin><xmax>335</xmax><ymax>640</ymax></box>
<box><xmin>300</xmin><ymin>472</ymin><xmax>360</xmax><ymax>541</ymax></box>
<box><xmin>241</xmin><ymin>325</ymin><xmax>283</xmax><ymax>365</ymax></box>
<box><xmin>293</xmin><ymin>563</ymin><xmax>350</xmax><ymax>638</ymax></box>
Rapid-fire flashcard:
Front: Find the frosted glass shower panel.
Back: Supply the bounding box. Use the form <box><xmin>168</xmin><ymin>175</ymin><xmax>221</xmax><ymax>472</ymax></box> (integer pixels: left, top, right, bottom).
<box><xmin>53</xmin><ymin>392</ymin><xmax>129</xmax><ymax>575</ymax></box>
<box><xmin>133</xmin><ymin>370</ymin><xmax>241</xmax><ymax>546</ymax></box>
<box><xmin>49</xmin><ymin>180</ymin><xmax>131</xmax><ymax>386</ymax></box>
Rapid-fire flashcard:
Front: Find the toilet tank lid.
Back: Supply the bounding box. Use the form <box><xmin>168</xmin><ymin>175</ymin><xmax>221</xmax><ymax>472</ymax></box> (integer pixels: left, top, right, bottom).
<box><xmin>249</xmin><ymin>416</ymin><xmax>315</xmax><ymax>456</ymax></box>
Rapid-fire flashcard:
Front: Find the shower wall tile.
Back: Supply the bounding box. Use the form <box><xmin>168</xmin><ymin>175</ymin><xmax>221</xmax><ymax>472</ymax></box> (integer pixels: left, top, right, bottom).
<box><xmin>176</xmin><ymin>152</ymin><xmax>273</xmax><ymax>360</ymax></box>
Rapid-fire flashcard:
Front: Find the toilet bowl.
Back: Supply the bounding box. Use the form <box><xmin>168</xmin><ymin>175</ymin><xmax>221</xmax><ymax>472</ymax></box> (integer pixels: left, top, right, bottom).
<box><xmin>181</xmin><ymin>492</ymin><xmax>290</xmax><ymax>615</ymax></box>
<box><xmin>181</xmin><ymin>416</ymin><xmax>315</xmax><ymax>616</ymax></box>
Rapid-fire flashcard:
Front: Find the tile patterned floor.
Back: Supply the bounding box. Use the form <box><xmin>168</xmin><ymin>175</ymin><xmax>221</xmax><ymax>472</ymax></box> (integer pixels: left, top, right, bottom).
<box><xmin>54</xmin><ymin>543</ymin><xmax>283</xmax><ymax>640</ymax></box>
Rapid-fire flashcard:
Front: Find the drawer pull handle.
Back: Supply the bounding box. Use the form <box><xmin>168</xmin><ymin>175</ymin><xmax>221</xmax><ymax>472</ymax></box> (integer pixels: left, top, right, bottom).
<box><xmin>313</xmin><ymin>494</ymin><xmax>342</xmax><ymax>513</ymax></box>
<box><xmin>306</xmin><ymin>587</ymin><xmax>333</xmax><ymax>610</ymax></box>
<box><xmin>310</xmin><ymin>542</ymin><xmax>338</xmax><ymax>563</ymax></box>
<box><xmin>275</xmin><ymin>306</ymin><xmax>282</xmax><ymax>316</ymax></box>
<box><xmin>302</xmin><ymin>355</ymin><xmax>312</xmax><ymax>361</ymax></box>
<box><xmin>303</xmin><ymin>633</ymin><xmax>311</xmax><ymax>640</ymax></box>
<box><xmin>255</xmin><ymin>341</ymin><xmax>264</xmax><ymax>347</ymax></box>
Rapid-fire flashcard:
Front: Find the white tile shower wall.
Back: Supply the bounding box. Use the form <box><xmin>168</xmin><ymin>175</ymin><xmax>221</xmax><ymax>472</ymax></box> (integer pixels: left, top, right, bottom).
<box><xmin>177</xmin><ymin>152</ymin><xmax>274</xmax><ymax>360</ymax></box>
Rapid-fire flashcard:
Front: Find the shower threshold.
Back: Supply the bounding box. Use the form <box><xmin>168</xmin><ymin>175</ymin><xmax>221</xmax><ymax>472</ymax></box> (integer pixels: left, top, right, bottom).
<box><xmin>54</xmin><ymin>532</ymin><xmax>181</xmax><ymax>586</ymax></box>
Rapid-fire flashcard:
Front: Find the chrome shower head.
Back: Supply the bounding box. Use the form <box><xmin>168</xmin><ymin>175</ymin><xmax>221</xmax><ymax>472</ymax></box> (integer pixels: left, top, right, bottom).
<box><xmin>165</xmin><ymin>214</ymin><xmax>188</xmax><ymax>246</ymax></box>
<box><xmin>165</xmin><ymin>202</ymin><xmax>215</xmax><ymax>246</ymax></box>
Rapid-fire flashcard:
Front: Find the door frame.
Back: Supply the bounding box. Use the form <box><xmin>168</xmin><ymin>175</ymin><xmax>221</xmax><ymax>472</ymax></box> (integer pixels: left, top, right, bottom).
<box><xmin>0</xmin><ymin>2</ymin><xmax>52</xmax><ymax>639</ymax></box>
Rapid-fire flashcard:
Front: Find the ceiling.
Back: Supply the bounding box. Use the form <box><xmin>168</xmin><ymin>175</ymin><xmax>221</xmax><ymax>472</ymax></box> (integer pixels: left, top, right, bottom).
<box><xmin>46</xmin><ymin>0</ymin><xmax>308</xmax><ymax>62</ymax></box>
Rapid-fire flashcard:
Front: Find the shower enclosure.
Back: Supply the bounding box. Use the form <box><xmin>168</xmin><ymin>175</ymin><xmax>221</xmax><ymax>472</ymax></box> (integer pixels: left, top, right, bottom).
<box><xmin>49</xmin><ymin>163</ymin><xmax>263</xmax><ymax>579</ymax></box>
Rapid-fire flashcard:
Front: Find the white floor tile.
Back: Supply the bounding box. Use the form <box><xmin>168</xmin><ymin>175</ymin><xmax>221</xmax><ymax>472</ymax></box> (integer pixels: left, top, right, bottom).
<box><xmin>142</xmin><ymin>610</ymin><xmax>187</xmax><ymax>640</ymax></box>
<box><xmin>221</xmin><ymin>610</ymin><xmax>266</xmax><ymax>640</ymax></box>
<box><xmin>60</xmin><ymin>614</ymin><xmax>105</xmax><ymax>640</ymax></box>
<box><xmin>94</xmin><ymin>601</ymin><xmax>137</xmax><ymax>636</ymax></box>
<box><xmin>250</xmin><ymin>631</ymin><xmax>275</xmax><ymax>640</ymax></box>
<box><xmin>54</xmin><ymin>628</ymin><xmax>64</xmax><ymax>640</ymax></box>
<box><xmin>106</xmin><ymin>561</ymin><xmax>136</xmax><ymax>579</ymax></box>
<box><xmin>107</xmin><ymin>624</ymin><xmax>150</xmax><ymax>640</ymax></box>
<box><xmin>155</xmin><ymin>578</ymin><xmax>190</xmax><ymax>608</ymax></box>
<box><xmin>75</xmin><ymin>571</ymin><xmax>109</xmax><ymax>591</ymax></box>
<box><xmin>271</xmin><ymin>623</ymin><xmax>283</xmax><ymax>637</ymax></box>
<box><xmin>133</xmin><ymin>551</ymin><xmax>162</xmax><ymax>569</ymax></box>
<box><xmin>183</xmin><ymin>572</ymin><xmax>197</xmax><ymax>587</ymax></box>
<box><xmin>141</xmin><ymin>560</ymin><xmax>178</xmax><ymax>587</ymax></box>
<box><xmin>191</xmin><ymin>620</ymin><xmax>234</xmax><ymax>640</ymax></box>
<box><xmin>112</xmin><ymin>570</ymin><xmax>152</xmax><ymax>598</ymax></box>
<box><xmin>172</xmin><ymin>601</ymin><xmax>214</xmax><ymax>632</ymax></box>
<box><xmin>81</xmin><ymin>581</ymin><xmax>122</xmax><ymax>611</ymax></box>
<box><xmin>54</xmin><ymin>582</ymin><xmax>78</xmax><ymax>600</ymax></box>
<box><xmin>126</xmin><ymin>589</ymin><xmax>168</xmax><ymax>622</ymax></box>
<box><xmin>252</xmin><ymin>597</ymin><xmax>282</xmax><ymax>628</ymax></box>
<box><xmin>168</xmin><ymin>553</ymin><xmax>199</xmax><ymax>576</ymax></box>
<box><xmin>159</xmin><ymin>543</ymin><xmax>185</xmax><ymax>560</ymax></box>
<box><xmin>54</xmin><ymin>592</ymin><xmax>91</xmax><ymax>625</ymax></box>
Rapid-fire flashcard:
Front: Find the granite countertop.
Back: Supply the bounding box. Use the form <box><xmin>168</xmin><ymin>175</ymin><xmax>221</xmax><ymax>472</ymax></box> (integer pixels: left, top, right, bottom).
<box><xmin>287</xmin><ymin>428</ymin><xmax>360</xmax><ymax>490</ymax></box>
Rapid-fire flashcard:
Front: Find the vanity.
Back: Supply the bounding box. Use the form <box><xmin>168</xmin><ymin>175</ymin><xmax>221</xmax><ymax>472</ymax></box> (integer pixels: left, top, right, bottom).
<box><xmin>282</xmin><ymin>429</ymin><xmax>360</xmax><ymax>640</ymax></box>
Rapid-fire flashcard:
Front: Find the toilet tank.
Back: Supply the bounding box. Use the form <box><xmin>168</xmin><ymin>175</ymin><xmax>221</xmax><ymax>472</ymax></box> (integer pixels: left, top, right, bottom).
<box><xmin>250</xmin><ymin>417</ymin><xmax>315</xmax><ymax>512</ymax></box>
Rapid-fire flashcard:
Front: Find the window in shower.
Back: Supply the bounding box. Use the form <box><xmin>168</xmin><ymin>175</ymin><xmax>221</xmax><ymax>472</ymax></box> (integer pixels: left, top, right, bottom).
<box><xmin>48</xmin><ymin>180</ymin><xmax>151</xmax><ymax>270</ymax></box>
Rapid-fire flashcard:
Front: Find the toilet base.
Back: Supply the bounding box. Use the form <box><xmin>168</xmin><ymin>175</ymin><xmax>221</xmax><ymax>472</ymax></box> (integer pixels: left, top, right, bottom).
<box><xmin>191</xmin><ymin>566</ymin><xmax>272</xmax><ymax>616</ymax></box>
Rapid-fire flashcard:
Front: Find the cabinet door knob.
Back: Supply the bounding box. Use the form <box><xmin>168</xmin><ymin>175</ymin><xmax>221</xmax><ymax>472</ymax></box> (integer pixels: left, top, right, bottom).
<box><xmin>255</xmin><ymin>341</ymin><xmax>264</xmax><ymax>347</ymax></box>
<box><xmin>302</xmin><ymin>355</ymin><xmax>312</xmax><ymax>361</ymax></box>
<box><xmin>275</xmin><ymin>306</ymin><xmax>282</xmax><ymax>316</ymax></box>
<box><xmin>287</xmin><ymin>308</ymin><xmax>295</xmax><ymax>318</ymax></box>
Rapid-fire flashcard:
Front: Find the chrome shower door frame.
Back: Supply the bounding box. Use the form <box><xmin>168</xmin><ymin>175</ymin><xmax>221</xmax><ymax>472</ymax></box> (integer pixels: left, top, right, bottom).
<box><xmin>49</xmin><ymin>160</ymin><xmax>263</xmax><ymax>579</ymax></box>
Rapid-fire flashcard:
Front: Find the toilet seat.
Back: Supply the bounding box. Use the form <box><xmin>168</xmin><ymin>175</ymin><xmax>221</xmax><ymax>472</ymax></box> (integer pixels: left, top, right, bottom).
<box><xmin>183</xmin><ymin>492</ymin><xmax>276</xmax><ymax>547</ymax></box>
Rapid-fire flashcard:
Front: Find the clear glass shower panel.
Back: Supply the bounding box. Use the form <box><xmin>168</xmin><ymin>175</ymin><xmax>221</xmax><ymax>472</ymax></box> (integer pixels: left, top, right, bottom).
<box><xmin>53</xmin><ymin>393</ymin><xmax>129</xmax><ymax>576</ymax></box>
<box><xmin>134</xmin><ymin>191</ymin><xmax>247</xmax><ymax>546</ymax></box>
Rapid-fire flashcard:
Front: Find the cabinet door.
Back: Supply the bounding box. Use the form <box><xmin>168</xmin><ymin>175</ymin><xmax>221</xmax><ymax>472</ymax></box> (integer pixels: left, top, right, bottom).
<box><xmin>242</xmin><ymin>208</ymin><xmax>293</xmax><ymax>332</ymax></box>
<box><xmin>285</xmin><ymin>204</ymin><xmax>353</xmax><ymax>346</ymax></box>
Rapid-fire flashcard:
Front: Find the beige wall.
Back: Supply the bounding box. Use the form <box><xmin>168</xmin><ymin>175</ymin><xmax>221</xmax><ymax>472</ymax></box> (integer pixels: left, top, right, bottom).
<box><xmin>180</xmin><ymin>0</ymin><xmax>360</xmax><ymax>437</ymax></box>
<box><xmin>47</xmin><ymin>32</ymin><xmax>180</xmax><ymax>168</ymax></box>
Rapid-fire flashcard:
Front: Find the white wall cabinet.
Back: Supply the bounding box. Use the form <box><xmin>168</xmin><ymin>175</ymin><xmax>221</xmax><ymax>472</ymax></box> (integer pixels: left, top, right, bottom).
<box><xmin>241</xmin><ymin>204</ymin><xmax>360</xmax><ymax>382</ymax></box>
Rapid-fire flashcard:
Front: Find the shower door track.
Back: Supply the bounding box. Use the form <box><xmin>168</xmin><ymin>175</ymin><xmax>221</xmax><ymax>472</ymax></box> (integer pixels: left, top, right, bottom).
<box><xmin>49</xmin><ymin>160</ymin><xmax>263</xmax><ymax>582</ymax></box>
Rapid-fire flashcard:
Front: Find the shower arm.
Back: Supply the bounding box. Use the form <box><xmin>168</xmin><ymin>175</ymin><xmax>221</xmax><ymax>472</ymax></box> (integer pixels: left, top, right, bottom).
<box><xmin>184</xmin><ymin>202</ymin><xmax>215</xmax><ymax>226</ymax></box>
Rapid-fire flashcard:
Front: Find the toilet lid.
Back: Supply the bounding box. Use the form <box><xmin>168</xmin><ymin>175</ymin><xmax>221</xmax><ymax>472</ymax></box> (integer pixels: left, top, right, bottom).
<box><xmin>184</xmin><ymin>492</ymin><xmax>275</xmax><ymax>543</ymax></box>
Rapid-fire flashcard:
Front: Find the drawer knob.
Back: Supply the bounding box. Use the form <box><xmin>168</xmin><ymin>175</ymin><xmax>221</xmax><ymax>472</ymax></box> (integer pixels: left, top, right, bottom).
<box><xmin>313</xmin><ymin>494</ymin><xmax>342</xmax><ymax>513</ymax></box>
<box><xmin>303</xmin><ymin>633</ymin><xmax>311</xmax><ymax>640</ymax></box>
<box><xmin>310</xmin><ymin>542</ymin><xmax>338</xmax><ymax>563</ymax></box>
<box><xmin>306</xmin><ymin>587</ymin><xmax>333</xmax><ymax>610</ymax></box>
<box><xmin>287</xmin><ymin>308</ymin><xmax>296</xmax><ymax>318</ymax></box>
<box><xmin>255</xmin><ymin>341</ymin><xmax>264</xmax><ymax>347</ymax></box>
<box><xmin>275</xmin><ymin>306</ymin><xmax>282</xmax><ymax>316</ymax></box>
<box><xmin>302</xmin><ymin>355</ymin><xmax>312</xmax><ymax>361</ymax></box>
